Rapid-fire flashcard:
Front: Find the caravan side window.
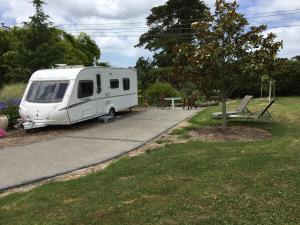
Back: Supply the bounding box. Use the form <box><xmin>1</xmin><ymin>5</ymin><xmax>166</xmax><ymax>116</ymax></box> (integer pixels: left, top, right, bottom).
<box><xmin>96</xmin><ymin>74</ymin><xmax>101</xmax><ymax>94</ymax></box>
<box><xmin>78</xmin><ymin>80</ymin><xmax>94</xmax><ymax>98</ymax></box>
<box><xmin>110</xmin><ymin>79</ymin><xmax>119</xmax><ymax>89</ymax></box>
<box><xmin>123</xmin><ymin>78</ymin><xmax>130</xmax><ymax>91</ymax></box>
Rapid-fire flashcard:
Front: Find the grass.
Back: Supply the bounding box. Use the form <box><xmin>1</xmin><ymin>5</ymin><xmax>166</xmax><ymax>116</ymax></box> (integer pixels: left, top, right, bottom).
<box><xmin>155</xmin><ymin>139</ymin><xmax>171</xmax><ymax>144</ymax></box>
<box><xmin>0</xmin><ymin>97</ymin><xmax>299</xmax><ymax>225</ymax></box>
<box><xmin>0</xmin><ymin>83</ymin><xmax>26</xmax><ymax>101</ymax></box>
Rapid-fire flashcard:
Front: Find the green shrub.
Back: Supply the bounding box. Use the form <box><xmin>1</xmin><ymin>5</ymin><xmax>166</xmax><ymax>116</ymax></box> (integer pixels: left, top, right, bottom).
<box><xmin>0</xmin><ymin>83</ymin><xmax>27</xmax><ymax>100</ymax></box>
<box><xmin>0</xmin><ymin>103</ymin><xmax>19</xmax><ymax>129</ymax></box>
<box><xmin>145</xmin><ymin>82</ymin><xmax>179</xmax><ymax>105</ymax></box>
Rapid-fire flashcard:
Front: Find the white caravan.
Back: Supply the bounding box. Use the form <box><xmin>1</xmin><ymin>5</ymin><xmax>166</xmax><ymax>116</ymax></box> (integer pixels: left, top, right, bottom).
<box><xmin>19</xmin><ymin>66</ymin><xmax>138</xmax><ymax>130</ymax></box>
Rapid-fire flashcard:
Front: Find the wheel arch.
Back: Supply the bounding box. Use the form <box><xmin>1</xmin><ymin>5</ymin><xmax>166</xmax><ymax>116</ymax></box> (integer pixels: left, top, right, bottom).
<box><xmin>105</xmin><ymin>104</ymin><xmax>117</xmax><ymax>115</ymax></box>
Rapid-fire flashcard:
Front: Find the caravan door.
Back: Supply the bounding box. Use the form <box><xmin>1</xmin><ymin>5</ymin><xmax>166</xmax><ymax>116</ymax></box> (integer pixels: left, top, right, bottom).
<box><xmin>95</xmin><ymin>72</ymin><xmax>105</xmax><ymax>115</ymax></box>
<box><xmin>68</xmin><ymin>79</ymin><xmax>97</xmax><ymax>123</ymax></box>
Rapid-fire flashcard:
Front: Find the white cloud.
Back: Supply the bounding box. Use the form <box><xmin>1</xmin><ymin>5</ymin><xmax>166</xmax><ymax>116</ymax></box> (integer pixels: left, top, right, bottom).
<box><xmin>1</xmin><ymin>0</ymin><xmax>169</xmax><ymax>66</ymax></box>
<box><xmin>239</xmin><ymin>0</ymin><xmax>300</xmax><ymax>58</ymax></box>
<box><xmin>0</xmin><ymin>0</ymin><xmax>32</xmax><ymax>23</ymax></box>
<box><xmin>1</xmin><ymin>0</ymin><xmax>300</xmax><ymax>66</ymax></box>
<box><xmin>244</xmin><ymin>0</ymin><xmax>300</xmax><ymax>14</ymax></box>
<box><xmin>268</xmin><ymin>25</ymin><xmax>300</xmax><ymax>58</ymax></box>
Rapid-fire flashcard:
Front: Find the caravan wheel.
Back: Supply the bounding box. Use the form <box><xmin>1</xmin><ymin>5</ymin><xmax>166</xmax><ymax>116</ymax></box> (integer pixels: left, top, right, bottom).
<box><xmin>108</xmin><ymin>108</ymin><xmax>115</xmax><ymax>118</ymax></box>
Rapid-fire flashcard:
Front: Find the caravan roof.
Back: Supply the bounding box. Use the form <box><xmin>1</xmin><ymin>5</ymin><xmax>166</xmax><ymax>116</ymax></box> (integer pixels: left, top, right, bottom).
<box><xmin>30</xmin><ymin>67</ymin><xmax>136</xmax><ymax>81</ymax></box>
<box><xmin>30</xmin><ymin>68</ymin><xmax>84</xmax><ymax>81</ymax></box>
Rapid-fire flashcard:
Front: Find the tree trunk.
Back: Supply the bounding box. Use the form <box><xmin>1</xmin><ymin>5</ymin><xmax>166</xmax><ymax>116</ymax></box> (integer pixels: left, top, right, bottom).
<box><xmin>261</xmin><ymin>78</ymin><xmax>263</xmax><ymax>98</ymax></box>
<box><xmin>221</xmin><ymin>95</ymin><xmax>227</xmax><ymax>126</ymax></box>
<box><xmin>269</xmin><ymin>80</ymin><xmax>272</xmax><ymax>103</ymax></box>
<box><xmin>273</xmin><ymin>80</ymin><xmax>276</xmax><ymax>99</ymax></box>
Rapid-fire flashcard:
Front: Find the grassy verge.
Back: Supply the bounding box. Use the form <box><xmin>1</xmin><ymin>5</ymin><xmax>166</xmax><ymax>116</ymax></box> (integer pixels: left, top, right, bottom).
<box><xmin>0</xmin><ymin>97</ymin><xmax>299</xmax><ymax>225</ymax></box>
<box><xmin>0</xmin><ymin>83</ymin><xmax>26</xmax><ymax>101</ymax></box>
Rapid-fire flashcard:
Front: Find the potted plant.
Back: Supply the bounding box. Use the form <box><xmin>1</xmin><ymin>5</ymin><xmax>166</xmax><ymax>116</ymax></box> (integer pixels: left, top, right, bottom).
<box><xmin>0</xmin><ymin>114</ymin><xmax>9</xmax><ymax>131</ymax></box>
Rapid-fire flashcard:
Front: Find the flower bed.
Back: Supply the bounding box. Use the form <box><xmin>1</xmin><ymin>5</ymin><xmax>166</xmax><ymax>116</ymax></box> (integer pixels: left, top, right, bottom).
<box><xmin>0</xmin><ymin>98</ymin><xmax>21</xmax><ymax>109</ymax></box>
<box><xmin>0</xmin><ymin>98</ymin><xmax>22</xmax><ymax>128</ymax></box>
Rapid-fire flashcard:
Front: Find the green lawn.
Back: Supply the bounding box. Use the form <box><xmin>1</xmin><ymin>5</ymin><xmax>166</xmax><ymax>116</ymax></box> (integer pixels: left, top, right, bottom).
<box><xmin>1</xmin><ymin>97</ymin><xmax>299</xmax><ymax>225</ymax></box>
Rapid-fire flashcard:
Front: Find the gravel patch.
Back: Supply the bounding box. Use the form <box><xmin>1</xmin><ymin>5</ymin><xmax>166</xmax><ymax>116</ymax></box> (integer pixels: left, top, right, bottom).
<box><xmin>188</xmin><ymin>126</ymin><xmax>272</xmax><ymax>141</ymax></box>
<box><xmin>0</xmin><ymin>108</ymin><xmax>146</xmax><ymax>149</ymax></box>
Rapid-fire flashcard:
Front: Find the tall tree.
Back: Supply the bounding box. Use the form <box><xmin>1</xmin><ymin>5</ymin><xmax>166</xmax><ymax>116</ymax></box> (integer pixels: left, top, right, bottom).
<box><xmin>272</xmin><ymin>59</ymin><xmax>300</xmax><ymax>96</ymax></box>
<box><xmin>26</xmin><ymin>0</ymin><xmax>52</xmax><ymax>28</ymax></box>
<box><xmin>76</xmin><ymin>33</ymin><xmax>101</xmax><ymax>66</ymax></box>
<box><xmin>174</xmin><ymin>0</ymin><xmax>283</xmax><ymax>125</ymax></box>
<box><xmin>136</xmin><ymin>0</ymin><xmax>209</xmax><ymax>67</ymax></box>
<box><xmin>0</xmin><ymin>29</ymin><xmax>10</xmax><ymax>85</ymax></box>
<box><xmin>135</xmin><ymin>57</ymin><xmax>154</xmax><ymax>90</ymax></box>
<box><xmin>22</xmin><ymin>0</ymin><xmax>59</xmax><ymax>71</ymax></box>
<box><xmin>0</xmin><ymin>0</ymin><xmax>101</xmax><ymax>84</ymax></box>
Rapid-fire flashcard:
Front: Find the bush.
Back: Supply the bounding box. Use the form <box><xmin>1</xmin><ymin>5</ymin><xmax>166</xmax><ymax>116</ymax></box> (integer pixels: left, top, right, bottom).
<box><xmin>145</xmin><ymin>82</ymin><xmax>179</xmax><ymax>105</ymax></box>
<box><xmin>0</xmin><ymin>83</ymin><xmax>26</xmax><ymax>128</ymax></box>
<box><xmin>0</xmin><ymin>103</ymin><xmax>20</xmax><ymax>129</ymax></box>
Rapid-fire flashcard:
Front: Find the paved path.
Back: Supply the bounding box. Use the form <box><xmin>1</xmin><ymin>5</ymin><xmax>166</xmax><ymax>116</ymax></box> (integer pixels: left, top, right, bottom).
<box><xmin>0</xmin><ymin>108</ymin><xmax>199</xmax><ymax>191</ymax></box>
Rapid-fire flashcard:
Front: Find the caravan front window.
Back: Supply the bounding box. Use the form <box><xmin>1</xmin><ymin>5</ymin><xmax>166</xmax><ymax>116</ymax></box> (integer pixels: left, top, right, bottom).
<box><xmin>26</xmin><ymin>82</ymin><xmax>40</xmax><ymax>102</ymax></box>
<box><xmin>55</xmin><ymin>83</ymin><xmax>69</xmax><ymax>101</ymax></box>
<box><xmin>35</xmin><ymin>82</ymin><xmax>57</xmax><ymax>102</ymax></box>
<box><xmin>26</xmin><ymin>81</ymin><xmax>69</xmax><ymax>103</ymax></box>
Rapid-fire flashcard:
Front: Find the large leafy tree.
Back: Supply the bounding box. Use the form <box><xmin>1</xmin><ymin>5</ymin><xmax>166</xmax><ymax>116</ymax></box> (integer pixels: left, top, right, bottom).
<box><xmin>272</xmin><ymin>59</ymin><xmax>300</xmax><ymax>96</ymax></box>
<box><xmin>23</xmin><ymin>0</ymin><xmax>73</xmax><ymax>71</ymax></box>
<box><xmin>136</xmin><ymin>0</ymin><xmax>209</xmax><ymax>67</ymax></box>
<box><xmin>135</xmin><ymin>57</ymin><xmax>155</xmax><ymax>91</ymax></box>
<box><xmin>174</xmin><ymin>0</ymin><xmax>283</xmax><ymax>125</ymax></box>
<box><xmin>76</xmin><ymin>33</ymin><xmax>101</xmax><ymax>65</ymax></box>
<box><xmin>1</xmin><ymin>27</ymin><xmax>32</xmax><ymax>83</ymax></box>
<box><xmin>0</xmin><ymin>0</ymin><xmax>101</xmax><ymax>84</ymax></box>
<box><xmin>0</xmin><ymin>29</ymin><xmax>10</xmax><ymax>85</ymax></box>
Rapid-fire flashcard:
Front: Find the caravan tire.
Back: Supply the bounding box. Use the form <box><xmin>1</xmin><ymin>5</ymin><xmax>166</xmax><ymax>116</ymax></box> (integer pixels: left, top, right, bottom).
<box><xmin>108</xmin><ymin>108</ymin><xmax>115</xmax><ymax>119</ymax></box>
<box><xmin>25</xmin><ymin>129</ymin><xmax>33</xmax><ymax>134</ymax></box>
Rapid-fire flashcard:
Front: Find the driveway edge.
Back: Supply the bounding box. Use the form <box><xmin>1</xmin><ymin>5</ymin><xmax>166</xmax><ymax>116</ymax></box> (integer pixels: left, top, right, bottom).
<box><xmin>0</xmin><ymin>109</ymin><xmax>201</xmax><ymax>193</ymax></box>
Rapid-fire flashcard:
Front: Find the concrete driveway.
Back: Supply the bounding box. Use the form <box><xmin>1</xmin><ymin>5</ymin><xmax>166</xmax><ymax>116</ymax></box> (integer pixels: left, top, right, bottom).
<box><xmin>0</xmin><ymin>108</ymin><xmax>199</xmax><ymax>191</ymax></box>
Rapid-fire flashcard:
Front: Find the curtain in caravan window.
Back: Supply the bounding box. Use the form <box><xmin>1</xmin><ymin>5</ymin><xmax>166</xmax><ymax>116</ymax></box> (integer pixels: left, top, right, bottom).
<box><xmin>54</xmin><ymin>83</ymin><xmax>69</xmax><ymax>101</ymax></box>
<box><xmin>110</xmin><ymin>79</ymin><xmax>119</xmax><ymax>89</ymax></box>
<box><xmin>34</xmin><ymin>82</ymin><xmax>57</xmax><ymax>102</ymax></box>
<box><xmin>96</xmin><ymin>74</ymin><xmax>101</xmax><ymax>94</ymax></box>
<box><xmin>78</xmin><ymin>80</ymin><xmax>94</xmax><ymax>98</ymax></box>
<box><xmin>26</xmin><ymin>81</ymin><xmax>69</xmax><ymax>103</ymax></box>
<box><xmin>123</xmin><ymin>78</ymin><xmax>130</xmax><ymax>90</ymax></box>
<box><xmin>26</xmin><ymin>81</ymin><xmax>40</xmax><ymax>102</ymax></box>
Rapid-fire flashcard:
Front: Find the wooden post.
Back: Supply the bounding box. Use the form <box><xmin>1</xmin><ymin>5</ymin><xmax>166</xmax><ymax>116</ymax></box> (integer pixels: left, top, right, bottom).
<box><xmin>261</xmin><ymin>78</ymin><xmax>263</xmax><ymax>98</ymax></box>
<box><xmin>221</xmin><ymin>95</ymin><xmax>227</xmax><ymax>126</ymax></box>
<box><xmin>273</xmin><ymin>80</ymin><xmax>276</xmax><ymax>99</ymax></box>
<box><xmin>269</xmin><ymin>80</ymin><xmax>272</xmax><ymax>103</ymax></box>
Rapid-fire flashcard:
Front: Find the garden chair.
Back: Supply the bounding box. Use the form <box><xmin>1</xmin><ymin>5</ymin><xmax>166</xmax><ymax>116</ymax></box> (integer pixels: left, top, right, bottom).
<box><xmin>212</xmin><ymin>95</ymin><xmax>253</xmax><ymax>119</ymax></box>
<box><xmin>227</xmin><ymin>99</ymin><xmax>275</xmax><ymax>121</ymax></box>
<box><xmin>183</xmin><ymin>94</ymin><xmax>198</xmax><ymax>110</ymax></box>
<box><xmin>158</xmin><ymin>94</ymin><xmax>167</xmax><ymax>109</ymax></box>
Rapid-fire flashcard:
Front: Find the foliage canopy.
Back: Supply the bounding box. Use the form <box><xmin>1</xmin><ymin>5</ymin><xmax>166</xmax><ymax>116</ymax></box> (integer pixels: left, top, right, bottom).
<box><xmin>136</xmin><ymin>0</ymin><xmax>209</xmax><ymax>67</ymax></box>
<box><xmin>174</xmin><ymin>0</ymin><xmax>283</xmax><ymax>124</ymax></box>
<box><xmin>0</xmin><ymin>0</ymin><xmax>101</xmax><ymax>86</ymax></box>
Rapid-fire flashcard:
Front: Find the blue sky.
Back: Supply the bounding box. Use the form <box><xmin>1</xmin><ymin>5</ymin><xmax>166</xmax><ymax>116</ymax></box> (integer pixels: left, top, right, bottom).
<box><xmin>1</xmin><ymin>0</ymin><xmax>300</xmax><ymax>67</ymax></box>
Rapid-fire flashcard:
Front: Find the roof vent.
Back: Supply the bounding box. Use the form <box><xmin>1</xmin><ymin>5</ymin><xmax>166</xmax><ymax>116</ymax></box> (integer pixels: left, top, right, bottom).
<box><xmin>53</xmin><ymin>64</ymin><xmax>84</xmax><ymax>69</ymax></box>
